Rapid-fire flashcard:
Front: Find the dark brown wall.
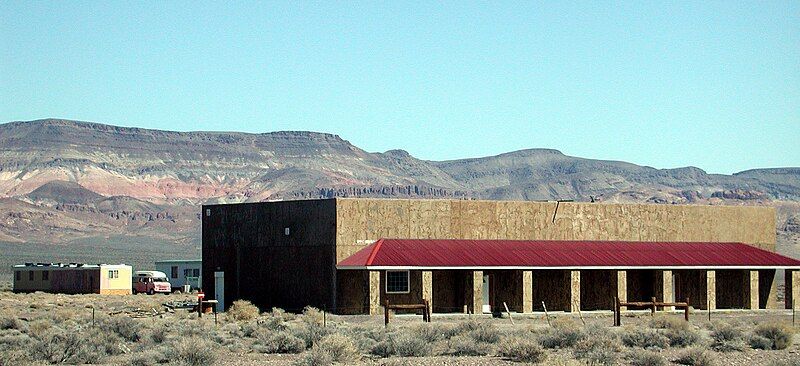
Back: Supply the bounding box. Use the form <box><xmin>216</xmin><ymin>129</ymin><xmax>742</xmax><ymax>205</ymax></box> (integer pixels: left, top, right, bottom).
<box><xmin>532</xmin><ymin>270</ymin><xmax>571</xmax><ymax>311</ymax></box>
<box><xmin>716</xmin><ymin>270</ymin><xmax>747</xmax><ymax>309</ymax></box>
<box><xmin>336</xmin><ymin>270</ymin><xmax>369</xmax><ymax>314</ymax></box>
<box><xmin>380</xmin><ymin>270</ymin><xmax>424</xmax><ymax>313</ymax></box>
<box><xmin>627</xmin><ymin>270</ymin><xmax>657</xmax><ymax>302</ymax></box>
<box><xmin>202</xmin><ymin>199</ymin><xmax>337</xmax><ymax>311</ymax></box>
<box><xmin>580</xmin><ymin>270</ymin><xmax>617</xmax><ymax>310</ymax></box>
<box><xmin>432</xmin><ymin>271</ymin><xmax>468</xmax><ymax>313</ymax></box>
<box><xmin>674</xmin><ymin>270</ymin><xmax>708</xmax><ymax>309</ymax></box>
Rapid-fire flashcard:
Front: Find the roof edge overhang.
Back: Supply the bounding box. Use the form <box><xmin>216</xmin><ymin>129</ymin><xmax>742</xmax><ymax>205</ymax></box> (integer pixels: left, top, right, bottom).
<box><xmin>337</xmin><ymin>265</ymin><xmax>800</xmax><ymax>270</ymax></box>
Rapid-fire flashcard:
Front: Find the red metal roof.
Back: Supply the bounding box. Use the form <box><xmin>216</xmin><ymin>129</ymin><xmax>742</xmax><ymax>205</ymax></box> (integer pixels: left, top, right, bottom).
<box><xmin>337</xmin><ymin>239</ymin><xmax>800</xmax><ymax>269</ymax></box>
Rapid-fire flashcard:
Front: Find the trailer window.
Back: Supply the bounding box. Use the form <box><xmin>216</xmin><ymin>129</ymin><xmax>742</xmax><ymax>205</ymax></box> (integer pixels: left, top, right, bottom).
<box><xmin>42</xmin><ymin>271</ymin><xmax>49</xmax><ymax>280</ymax></box>
<box><xmin>171</xmin><ymin>266</ymin><xmax>178</xmax><ymax>278</ymax></box>
<box><xmin>386</xmin><ymin>271</ymin><xmax>409</xmax><ymax>294</ymax></box>
<box><xmin>15</xmin><ymin>271</ymin><xmax>20</xmax><ymax>281</ymax></box>
<box><xmin>29</xmin><ymin>271</ymin><xmax>34</xmax><ymax>281</ymax></box>
<box><xmin>193</xmin><ymin>269</ymin><xmax>200</xmax><ymax>277</ymax></box>
<box><xmin>108</xmin><ymin>270</ymin><xmax>118</xmax><ymax>279</ymax></box>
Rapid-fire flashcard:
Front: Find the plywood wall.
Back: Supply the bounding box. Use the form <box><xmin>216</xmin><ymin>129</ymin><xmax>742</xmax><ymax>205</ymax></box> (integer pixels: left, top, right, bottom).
<box><xmin>335</xmin><ymin>198</ymin><xmax>775</xmax><ymax>262</ymax></box>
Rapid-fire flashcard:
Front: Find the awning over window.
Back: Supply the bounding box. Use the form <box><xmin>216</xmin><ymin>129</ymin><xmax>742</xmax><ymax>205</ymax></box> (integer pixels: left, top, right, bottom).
<box><xmin>337</xmin><ymin>239</ymin><xmax>800</xmax><ymax>270</ymax></box>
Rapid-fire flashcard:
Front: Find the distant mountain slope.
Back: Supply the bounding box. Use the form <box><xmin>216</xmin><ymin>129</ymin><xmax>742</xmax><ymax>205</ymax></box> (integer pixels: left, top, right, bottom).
<box><xmin>0</xmin><ymin>118</ymin><xmax>799</xmax><ymax>246</ymax></box>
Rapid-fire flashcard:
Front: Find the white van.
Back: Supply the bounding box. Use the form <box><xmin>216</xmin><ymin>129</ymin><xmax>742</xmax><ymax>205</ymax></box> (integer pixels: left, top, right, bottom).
<box><xmin>132</xmin><ymin>271</ymin><xmax>171</xmax><ymax>294</ymax></box>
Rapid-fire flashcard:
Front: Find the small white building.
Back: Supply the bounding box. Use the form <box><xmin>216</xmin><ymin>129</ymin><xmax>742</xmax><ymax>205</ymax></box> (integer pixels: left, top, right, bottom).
<box><xmin>155</xmin><ymin>260</ymin><xmax>201</xmax><ymax>291</ymax></box>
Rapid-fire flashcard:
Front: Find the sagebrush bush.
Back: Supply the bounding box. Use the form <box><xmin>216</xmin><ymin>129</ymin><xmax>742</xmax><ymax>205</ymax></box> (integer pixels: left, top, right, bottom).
<box><xmin>226</xmin><ymin>300</ymin><xmax>260</xmax><ymax>321</ymax></box>
<box><xmin>253</xmin><ymin>329</ymin><xmax>305</xmax><ymax>354</ymax></box>
<box><xmin>650</xmin><ymin>316</ymin><xmax>689</xmax><ymax>330</ymax></box>
<box><xmin>467</xmin><ymin>322</ymin><xmax>501</xmax><ymax>344</ymax></box>
<box><xmin>628</xmin><ymin>350</ymin><xmax>667</xmax><ymax>366</ymax></box>
<box><xmin>167</xmin><ymin>336</ymin><xmax>219</xmax><ymax>366</ymax></box>
<box><xmin>100</xmin><ymin>316</ymin><xmax>141</xmax><ymax>342</ymax></box>
<box><xmin>31</xmin><ymin>329</ymin><xmax>104</xmax><ymax>364</ymax></box>
<box><xmin>621</xmin><ymin>327</ymin><xmax>669</xmax><ymax>349</ymax></box>
<box><xmin>498</xmin><ymin>337</ymin><xmax>547</xmax><ymax>363</ymax></box>
<box><xmin>748</xmin><ymin>334</ymin><xmax>772</xmax><ymax>350</ymax></box>
<box><xmin>128</xmin><ymin>350</ymin><xmax>167</xmax><ymax>366</ymax></box>
<box><xmin>0</xmin><ymin>349</ymin><xmax>29</xmax><ymax>365</ymax></box>
<box><xmin>710</xmin><ymin>323</ymin><xmax>745</xmax><ymax>352</ymax></box>
<box><xmin>664</xmin><ymin>327</ymin><xmax>701</xmax><ymax>347</ymax></box>
<box><xmin>393</xmin><ymin>332</ymin><xmax>432</xmax><ymax>357</ymax></box>
<box><xmin>410</xmin><ymin>323</ymin><xmax>448</xmax><ymax>343</ymax></box>
<box><xmin>293</xmin><ymin>348</ymin><xmax>333</xmax><ymax>366</ymax></box>
<box><xmin>572</xmin><ymin>326</ymin><xmax>621</xmax><ymax>366</ymax></box>
<box><xmin>315</xmin><ymin>333</ymin><xmax>360</xmax><ymax>363</ymax></box>
<box><xmin>753</xmin><ymin>323</ymin><xmax>794</xmax><ymax>350</ymax></box>
<box><xmin>767</xmin><ymin>360</ymin><xmax>800</xmax><ymax>366</ymax></box>
<box><xmin>448</xmin><ymin>335</ymin><xmax>493</xmax><ymax>356</ymax></box>
<box><xmin>370</xmin><ymin>339</ymin><xmax>395</xmax><ymax>358</ymax></box>
<box><xmin>0</xmin><ymin>316</ymin><xmax>24</xmax><ymax>331</ymax></box>
<box><xmin>539</xmin><ymin>320</ymin><xmax>584</xmax><ymax>349</ymax></box>
<box><xmin>675</xmin><ymin>348</ymin><xmax>716</xmax><ymax>366</ymax></box>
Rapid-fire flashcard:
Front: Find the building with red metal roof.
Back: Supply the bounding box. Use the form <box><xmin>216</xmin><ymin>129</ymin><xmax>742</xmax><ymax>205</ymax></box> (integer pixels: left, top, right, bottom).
<box><xmin>202</xmin><ymin>198</ymin><xmax>800</xmax><ymax>314</ymax></box>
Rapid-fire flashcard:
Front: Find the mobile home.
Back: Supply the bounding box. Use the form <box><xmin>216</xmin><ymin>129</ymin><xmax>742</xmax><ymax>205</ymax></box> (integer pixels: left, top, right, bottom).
<box><xmin>12</xmin><ymin>263</ymin><xmax>132</xmax><ymax>295</ymax></box>
<box><xmin>155</xmin><ymin>260</ymin><xmax>202</xmax><ymax>291</ymax></box>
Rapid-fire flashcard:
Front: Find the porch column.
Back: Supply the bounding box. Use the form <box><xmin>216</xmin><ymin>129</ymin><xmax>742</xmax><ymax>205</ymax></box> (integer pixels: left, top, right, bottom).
<box><xmin>368</xmin><ymin>271</ymin><xmax>381</xmax><ymax>315</ymax></box>
<box><xmin>706</xmin><ymin>270</ymin><xmax>716</xmax><ymax>310</ymax></box>
<box><xmin>662</xmin><ymin>270</ymin><xmax>674</xmax><ymax>311</ymax></box>
<box><xmin>616</xmin><ymin>270</ymin><xmax>627</xmax><ymax>310</ymax></box>
<box><xmin>748</xmin><ymin>271</ymin><xmax>759</xmax><ymax>309</ymax></box>
<box><xmin>788</xmin><ymin>270</ymin><xmax>800</xmax><ymax>310</ymax></box>
<box><xmin>471</xmin><ymin>271</ymin><xmax>483</xmax><ymax>314</ymax></box>
<box><xmin>422</xmin><ymin>271</ymin><xmax>433</xmax><ymax>312</ymax></box>
<box><xmin>570</xmin><ymin>270</ymin><xmax>580</xmax><ymax>312</ymax></box>
<box><xmin>522</xmin><ymin>271</ymin><xmax>533</xmax><ymax>313</ymax></box>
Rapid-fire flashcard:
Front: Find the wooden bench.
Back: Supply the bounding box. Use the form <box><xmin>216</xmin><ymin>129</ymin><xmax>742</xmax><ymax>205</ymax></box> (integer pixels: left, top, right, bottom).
<box><xmin>384</xmin><ymin>299</ymin><xmax>431</xmax><ymax>326</ymax></box>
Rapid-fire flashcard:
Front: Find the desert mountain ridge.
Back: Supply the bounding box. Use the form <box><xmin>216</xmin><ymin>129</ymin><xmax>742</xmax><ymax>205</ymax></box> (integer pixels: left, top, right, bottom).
<box><xmin>1</xmin><ymin>118</ymin><xmax>799</xmax><ymax>248</ymax></box>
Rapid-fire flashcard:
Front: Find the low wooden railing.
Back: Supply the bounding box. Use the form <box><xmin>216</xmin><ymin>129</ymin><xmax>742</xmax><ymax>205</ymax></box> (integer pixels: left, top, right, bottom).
<box><xmin>614</xmin><ymin>296</ymin><xmax>690</xmax><ymax>326</ymax></box>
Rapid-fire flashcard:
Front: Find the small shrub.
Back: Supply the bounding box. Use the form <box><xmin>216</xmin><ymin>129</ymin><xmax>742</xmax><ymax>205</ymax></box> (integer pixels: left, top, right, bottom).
<box><xmin>128</xmin><ymin>350</ymin><xmax>167</xmax><ymax>366</ymax></box>
<box><xmin>675</xmin><ymin>348</ymin><xmax>716</xmax><ymax>366</ymax></box>
<box><xmin>710</xmin><ymin>323</ymin><xmax>745</xmax><ymax>352</ymax></box>
<box><xmin>448</xmin><ymin>335</ymin><xmax>493</xmax><ymax>356</ymax></box>
<box><xmin>31</xmin><ymin>330</ymin><xmax>104</xmax><ymax>364</ymax></box>
<box><xmin>628</xmin><ymin>350</ymin><xmax>667</xmax><ymax>366</ymax></box>
<box><xmin>410</xmin><ymin>323</ymin><xmax>448</xmax><ymax>343</ymax></box>
<box><xmin>253</xmin><ymin>330</ymin><xmax>305</xmax><ymax>354</ymax></box>
<box><xmin>289</xmin><ymin>320</ymin><xmax>331</xmax><ymax>349</ymax></box>
<box><xmin>293</xmin><ymin>348</ymin><xmax>333</xmax><ymax>366</ymax></box>
<box><xmin>767</xmin><ymin>360</ymin><xmax>800</xmax><ymax>366</ymax></box>
<box><xmin>498</xmin><ymin>338</ymin><xmax>547</xmax><ymax>363</ymax></box>
<box><xmin>748</xmin><ymin>334</ymin><xmax>773</xmax><ymax>350</ymax></box>
<box><xmin>315</xmin><ymin>333</ymin><xmax>360</xmax><ymax>363</ymax></box>
<box><xmin>370</xmin><ymin>339</ymin><xmax>395</xmax><ymax>358</ymax></box>
<box><xmin>0</xmin><ymin>349</ymin><xmax>29</xmax><ymax>365</ymax></box>
<box><xmin>0</xmin><ymin>316</ymin><xmax>24</xmax><ymax>331</ymax></box>
<box><xmin>539</xmin><ymin>320</ymin><xmax>585</xmax><ymax>349</ymax></box>
<box><xmin>150</xmin><ymin>325</ymin><xmax>169</xmax><ymax>344</ymax></box>
<box><xmin>393</xmin><ymin>332</ymin><xmax>431</xmax><ymax>357</ymax></box>
<box><xmin>168</xmin><ymin>337</ymin><xmax>219</xmax><ymax>366</ymax></box>
<box><xmin>467</xmin><ymin>322</ymin><xmax>501</xmax><ymax>344</ymax></box>
<box><xmin>573</xmin><ymin>327</ymin><xmax>621</xmax><ymax>366</ymax></box>
<box><xmin>650</xmin><ymin>316</ymin><xmax>689</xmax><ymax>330</ymax></box>
<box><xmin>621</xmin><ymin>327</ymin><xmax>669</xmax><ymax>349</ymax></box>
<box><xmin>100</xmin><ymin>316</ymin><xmax>141</xmax><ymax>342</ymax></box>
<box><xmin>664</xmin><ymin>327</ymin><xmax>701</xmax><ymax>347</ymax></box>
<box><xmin>753</xmin><ymin>323</ymin><xmax>794</xmax><ymax>350</ymax></box>
<box><xmin>226</xmin><ymin>300</ymin><xmax>260</xmax><ymax>321</ymax></box>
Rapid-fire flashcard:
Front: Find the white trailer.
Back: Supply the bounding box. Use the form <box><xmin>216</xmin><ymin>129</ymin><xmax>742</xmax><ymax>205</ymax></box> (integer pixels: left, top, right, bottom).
<box><xmin>155</xmin><ymin>260</ymin><xmax>202</xmax><ymax>291</ymax></box>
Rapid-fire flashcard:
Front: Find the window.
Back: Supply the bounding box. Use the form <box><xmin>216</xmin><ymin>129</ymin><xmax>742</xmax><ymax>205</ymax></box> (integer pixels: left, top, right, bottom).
<box><xmin>386</xmin><ymin>271</ymin><xmax>410</xmax><ymax>294</ymax></box>
<box><xmin>108</xmin><ymin>270</ymin><xmax>118</xmax><ymax>279</ymax></box>
<box><xmin>42</xmin><ymin>271</ymin><xmax>49</xmax><ymax>281</ymax></box>
<box><xmin>15</xmin><ymin>271</ymin><xmax>20</xmax><ymax>281</ymax></box>
<box><xmin>171</xmin><ymin>266</ymin><xmax>178</xmax><ymax>279</ymax></box>
<box><xmin>193</xmin><ymin>269</ymin><xmax>200</xmax><ymax>277</ymax></box>
<box><xmin>29</xmin><ymin>271</ymin><xmax>34</xmax><ymax>281</ymax></box>
<box><xmin>184</xmin><ymin>269</ymin><xmax>191</xmax><ymax>278</ymax></box>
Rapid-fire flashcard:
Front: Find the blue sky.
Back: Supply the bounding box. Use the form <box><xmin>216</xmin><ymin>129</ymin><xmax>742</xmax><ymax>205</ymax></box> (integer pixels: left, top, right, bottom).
<box><xmin>1</xmin><ymin>2</ymin><xmax>798</xmax><ymax>174</ymax></box>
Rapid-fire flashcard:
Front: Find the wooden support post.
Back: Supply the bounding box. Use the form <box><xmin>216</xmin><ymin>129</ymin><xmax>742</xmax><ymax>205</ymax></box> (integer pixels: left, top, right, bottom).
<box><xmin>384</xmin><ymin>300</ymin><xmax>389</xmax><ymax>327</ymax></box>
<box><xmin>503</xmin><ymin>302</ymin><xmax>514</xmax><ymax>325</ymax></box>
<box><xmin>684</xmin><ymin>297</ymin><xmax>690</xmax><ymax>322</ymax></box>
<box><xmin>542</xmin><ymin>301</ymin><xmax>551</xmax><ymax>326</ymax></box>
<box><xmin>570</xmin><ymin>270</ymin><xmax>581</xmax><ymax>313</ymax></box>
<box><xmin>651</xmin><ymin>296</ymin><xmax>657</xmax><ymax>316</ymax></box>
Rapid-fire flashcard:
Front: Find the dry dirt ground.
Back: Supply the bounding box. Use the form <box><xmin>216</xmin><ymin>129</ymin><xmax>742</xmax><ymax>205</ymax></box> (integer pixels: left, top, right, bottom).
<box><xmin>0</xmin><ymin>288</ymin><xmax>798</xmax><ymax>365</ymax></box>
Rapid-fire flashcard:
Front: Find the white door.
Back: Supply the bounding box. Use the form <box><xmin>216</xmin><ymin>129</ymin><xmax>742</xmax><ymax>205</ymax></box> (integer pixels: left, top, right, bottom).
<box><xmin>482</xmin><ymin>275</ymin><xmax>491</xmax><ymax>313</ymax></box>
<box><xmin>214</xmin><ymin>271</ymin><xmax>225</xmax><ymax>313</ymax></box>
